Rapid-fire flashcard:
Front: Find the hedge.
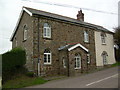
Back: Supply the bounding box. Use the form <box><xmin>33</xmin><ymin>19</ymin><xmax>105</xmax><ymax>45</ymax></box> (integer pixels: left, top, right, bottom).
<box><xmin>2</xmin><ymin>47</ymin><xmax>26</xmax><ymax>82</ymax></box>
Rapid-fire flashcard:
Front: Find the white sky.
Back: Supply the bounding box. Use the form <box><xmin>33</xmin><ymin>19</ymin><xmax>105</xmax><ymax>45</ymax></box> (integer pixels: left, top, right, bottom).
<box><xmin>0</xmin><ymin>0</ymin><xmax>119</xmax><ymax>54</ymax></box>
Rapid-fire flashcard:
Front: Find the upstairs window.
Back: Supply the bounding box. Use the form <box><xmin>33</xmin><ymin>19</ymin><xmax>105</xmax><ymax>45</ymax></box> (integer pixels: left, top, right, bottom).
<box><xmin>15</xmin><ymin>37</ymin><xmax>17</xmax><ymax>47</ymax></box>
<box><xmin>84</xmin><ymin>30</ymin><xmax>89</xmax><ymax>43</ymax></box>
<box><xmin>23</xmin><ymin>25</ymin><xmax>27</xmax><ymax>41</ymax></box>
<box><xmin>43</xmin><ymin>23</ymin><xmax>51</xmax><ymax>38</ymax></box>
<box><xmin>75</xmin><ymin>53</ymin><xmax>81</xmax><ymax>69</ymax></box>
<box><xmin>101</xmin><ymin>33</ymin><xmax>106</xmax><ymax>44</ymax></box>
<box><xmin>44</xmin><ymin>49</ymin><xmax>51</xmax><ymax>64</ymax></box>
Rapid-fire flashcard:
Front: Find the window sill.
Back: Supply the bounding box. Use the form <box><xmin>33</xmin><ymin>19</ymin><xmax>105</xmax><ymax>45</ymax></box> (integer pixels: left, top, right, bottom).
<box><xmin>43</xmin><ymin>37</ymin><xmax>53</xmax><ymax>40</ymax></box>
<box><xmin>75</xmin><ymin>67</ymin><xmax>81</xmax><ymax>70</ymax></box>
<box><xmin>63</xmin><ymin>66</ymin><xmax>66</xmax><ymax>68</ymax></box>
<box><xmin>22</xmin><ymin>39</ymin><xmax>27</xmax><ymax>42</ymax></box>
<box><xmin>84</xmin><ymin>41</ymin><xmax>89</xmax><ymax>44</ymax></box>
<box><xmin>44</xmin><ymin>63</ymin><xmax>51</xmax><ymax>65</ymax></box>
<box><xmin>102</xmin><ymin>43</ymin><xmax>106</xmax><ymax>45</ymax></box>
<box><xmin>87</xmin><ymin>62</ymin><xmax>90</xmax><ymax>64</ymax></box>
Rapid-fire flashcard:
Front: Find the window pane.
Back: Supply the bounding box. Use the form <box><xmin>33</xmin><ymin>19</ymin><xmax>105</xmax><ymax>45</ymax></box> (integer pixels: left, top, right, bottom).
<box><xmin>24</xmin><ymin>30</ymin><xmax>27</xmax><ymax>40</ymax></box>
<box><xmin>16</xmin><ymin>41</ymin><xmax>17</xmax><ymax>47</ymax></box>
<box><xmin>47</xmin><ymin>28</ymin><xmax>50</xmax><ymax>37</ymax></box>
<box><xmin>44</xmin><ymin>28</ymin><xmax>47</xmax><ymax>36</ymax></box>
<box><xmin>101</xmin><ymin>35</ymin><xmax>105</xmax><ymax>43</ymax></box>
<box><xmin>48</xmin><ymin>54</ymin><xmax>50</xmax><ymax>62</ymax></box>
<box><xmin>24</xmin><ymin>31</ymin><xmax>25</xmax><ymax>40</ymax></box>
<box><xmin>44</xmin><ymin>23</ymin><xmax>49</xmax><ymax>27</ymax></box>
<box><xmin>87</xmin><ymin>54</ymin><xmax>90</xmax><ymax>63</ymax></box>
<box><xmin>103</xmin><ymin>55</ymin><xmax>107</xmax><ymax>65</ymax></box>
<box><xmin>75</xmin><ymin>59</ymin><xmax>76</xmax><ymax>68</ymax></box>
<box><xmin>25</xmin><ymin>30</ymin><xmax>27</xmax><ymax>40</ymax></box>
<box><xmin>63</xmin><ymin>58</ymin><xmax>66</xmax><ymax>68</ymax></box>
<box><xmin>77</xmin><ymin>58</ymin><xmax>80</xmax><ymax>68</ymax></box>
<box><xmin>44</xmin><ymin>23</ymin><xmax>51</xmax><ymax>38</ymax></box>
<box><xmin>44</xmin><ymin>54</ymin><xmax>47</xmax><ymax>62</ymax></box>
<box><xmin>84</xmin><ymin>31</ymin><xmax>88</xmax><ymax>42</ymax></box>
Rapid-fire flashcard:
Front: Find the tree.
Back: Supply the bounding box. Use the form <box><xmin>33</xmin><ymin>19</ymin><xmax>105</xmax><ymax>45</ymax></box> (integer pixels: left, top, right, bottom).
<box><xmin>114</xmin><ymin>26</ymin><xmax>120</xmax><ymax>62</ymax></box>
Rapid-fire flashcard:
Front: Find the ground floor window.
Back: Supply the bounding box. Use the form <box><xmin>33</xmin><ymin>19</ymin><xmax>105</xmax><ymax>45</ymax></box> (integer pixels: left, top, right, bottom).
<box><xmin>87</xmin><ymin>54</ymin><xmax>90</xmax><ymax>64</ymax></box>
<box><xmin>102</xmin><ymin>51</ymin><xmax>108</xmax><ymax>65</ymax></box>
<box><xmin>63</xmin><ymin>57</ymin><xmax>66</xmax><ymax>68</ymax></box>
<box><xmin>44</xmin><ymin>49</ymin><xmax>51</xmax><ymax>64</ymax></box>
<box><xmin>75</xmin><ymin>53</ymin><xmax>81</xmax><ymax>69</ymax></box>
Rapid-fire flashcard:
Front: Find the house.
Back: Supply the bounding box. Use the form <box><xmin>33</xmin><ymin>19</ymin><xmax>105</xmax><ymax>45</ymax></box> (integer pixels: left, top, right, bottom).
<box><xmin>10</xmin><ymin>7</ymin><xmax>116</xmax><ymax>77</ymax></box>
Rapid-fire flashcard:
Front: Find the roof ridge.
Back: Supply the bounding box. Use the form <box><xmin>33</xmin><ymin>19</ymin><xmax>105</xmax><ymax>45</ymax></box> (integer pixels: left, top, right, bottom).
<box><xmin>24</xmin><ymin>6</ymin><xmax>79</xmax><ymax>21</ymax></box>
<box><xmin>24</xmin><ymin>6</ymin><xmax>112</xmax><ymax>33</ymax></box>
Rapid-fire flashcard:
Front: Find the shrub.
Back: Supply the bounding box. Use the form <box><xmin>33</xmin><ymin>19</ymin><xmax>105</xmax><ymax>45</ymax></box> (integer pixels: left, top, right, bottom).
<box><xmin>26</xmin><ymin>72</ymin><xmax>34</xmax><ymax>77</ymax></box>
<box><xmin>2</xmin><ymin>47</ymin><xmax>26</xmax><ymax>82</ymax></box>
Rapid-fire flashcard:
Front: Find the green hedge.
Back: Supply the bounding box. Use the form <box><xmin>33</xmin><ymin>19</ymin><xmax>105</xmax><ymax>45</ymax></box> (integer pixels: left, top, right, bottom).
<box><xmin>2</xmin><ymin>47</ymin><xmax>26</xmax><ymax>82</ymax></box>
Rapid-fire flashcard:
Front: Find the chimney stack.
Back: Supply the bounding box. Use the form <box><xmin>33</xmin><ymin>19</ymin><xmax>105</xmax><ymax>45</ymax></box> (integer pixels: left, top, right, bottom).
<box><xmin>77</xmin><ymin>10</ymin><xmax>84</xmax><ymax>21</ymax></box>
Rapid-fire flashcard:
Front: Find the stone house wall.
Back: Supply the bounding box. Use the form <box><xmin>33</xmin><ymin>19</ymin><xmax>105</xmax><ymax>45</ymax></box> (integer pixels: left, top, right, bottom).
<box><xmin>12</xmin><ymin>11</ymin><xmax>96</xmax><ymax>76</ymax></box>
<box><xmin>32</xmin><ymin>16</ymin><xmax>96</xmax><ymax>76</ymax></box>
<box><xmin>12</xmin><ymin>11</ymin><xmax>34</xmax><ymax>71</ymax></box>
<box><xmin>68</xmin><ymin>47</ymin><xmax>88</xmax><ymax>76</ymax></box>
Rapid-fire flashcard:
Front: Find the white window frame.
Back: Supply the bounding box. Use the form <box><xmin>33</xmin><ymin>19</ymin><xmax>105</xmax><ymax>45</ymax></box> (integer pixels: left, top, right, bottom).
<box><xmin>75</xmin><ymin>54</ymin><xmax>81</xmax><ymax>69</ymax></box>
<box><xmin>44</xmin><ymin>50</ymin><xmax>51</xmax><ymax>64</ymax></box>
<box><xmin>63</xmin><ymin>57</ymin><xmax>66</xmax><ymax>68</ymax></box>
<box><xmin>84</xmin><ymin>30</ymin><xmax>89</xmax><ymax>43</ymax></box>
<box><xmin>43</xmin><ymin>23</ymin><xmax>51</xmax><ymax>38</ymax></box>
<box><xmin>87</xmin><ymin>54</ymin><xmax>90</xmax><ymax>64</ymax></box>
<box><xmin>23</xmin><ymin>25</ymin><xmax>27</xmax><ymax>41</ymax></box>
<box><xmin>24</xmin><ymin>30</ymin><xmax>27</xmax><ymax>40</ymax></box>
<box><xmin>101</xmin><ymin>34</ymin><xmax>105</xmax><ymax>44</ymax></box>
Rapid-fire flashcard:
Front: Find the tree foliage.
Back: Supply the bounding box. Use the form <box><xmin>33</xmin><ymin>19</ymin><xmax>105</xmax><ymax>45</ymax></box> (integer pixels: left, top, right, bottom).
<box><xmin>114</xmin><ymin>27</ymin><xmax>120</xmax><ymax>46</ymax></box>
<box><xmin>114</xmin><ymin>27</ymin><xmax>120</xmax><ymax>62</ymax></box>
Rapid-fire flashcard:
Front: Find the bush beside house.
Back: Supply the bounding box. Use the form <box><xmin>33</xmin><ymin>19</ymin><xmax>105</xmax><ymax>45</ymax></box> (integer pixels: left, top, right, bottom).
<box><xmin>2</xmin><ymin>47</ymin><xmax>26</xmax><ymax>83</ymax></box>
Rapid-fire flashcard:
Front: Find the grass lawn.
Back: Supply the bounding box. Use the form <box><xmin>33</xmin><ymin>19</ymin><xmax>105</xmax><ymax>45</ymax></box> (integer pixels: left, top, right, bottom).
<box><xmin>2</xmin><ymin>75</ymin><xmax>48</xmax><ymax>89</ymax></box>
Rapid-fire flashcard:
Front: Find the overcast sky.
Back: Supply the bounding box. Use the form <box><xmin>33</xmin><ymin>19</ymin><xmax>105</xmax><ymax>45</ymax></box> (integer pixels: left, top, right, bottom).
<box><xmin>0</xmin><ymin>0</ymin><xmax>119</xmax><ymax>54</ymax></box>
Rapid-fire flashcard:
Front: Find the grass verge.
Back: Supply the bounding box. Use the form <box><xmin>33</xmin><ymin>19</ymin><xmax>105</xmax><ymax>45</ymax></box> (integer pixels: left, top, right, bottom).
<box><xmin>111</xmin><ymin>62</ymin><xmax>120</xmax><ymax>67</ymax></box>
<box><xmin>2</xmin><ymin>75</ymin><xmax>48</xmax><ymax>89</ymax></box>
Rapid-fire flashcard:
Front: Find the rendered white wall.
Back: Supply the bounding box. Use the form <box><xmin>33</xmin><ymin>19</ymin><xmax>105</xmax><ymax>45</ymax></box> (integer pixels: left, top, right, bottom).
<box><xmin>95</xmin><ymin>31</ymin><xmax>116</xmax><ymax>66</ymax></box>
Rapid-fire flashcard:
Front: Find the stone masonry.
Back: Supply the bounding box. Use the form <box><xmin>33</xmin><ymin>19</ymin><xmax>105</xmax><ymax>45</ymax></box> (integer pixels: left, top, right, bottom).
<box><xmin>12</xmin><ymin>8</ymin><xmax>97</xmax><ymax>77</ymax></box>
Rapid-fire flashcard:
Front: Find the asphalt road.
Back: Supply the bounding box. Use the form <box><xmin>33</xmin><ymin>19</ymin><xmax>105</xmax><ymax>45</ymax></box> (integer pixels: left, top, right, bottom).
<box><xmin>27</xmin><ymin>66</ymin><xmax>119</xmax><ymax>88</ymax></box>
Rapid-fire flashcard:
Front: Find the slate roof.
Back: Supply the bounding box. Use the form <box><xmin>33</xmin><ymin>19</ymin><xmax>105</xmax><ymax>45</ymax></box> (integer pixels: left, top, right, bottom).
<box><xmin>25</xmin><ymin>7</ymin><xmax>113</xmax><ymax>32</ymax></box>
<box><xmin>10</xmin><ymin>6</ymin><xmax>113</xmax><ymax>41</ymax></box>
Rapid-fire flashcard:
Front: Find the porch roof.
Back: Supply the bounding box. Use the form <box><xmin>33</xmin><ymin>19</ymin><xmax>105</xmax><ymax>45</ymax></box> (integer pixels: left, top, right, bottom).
<box><xmin>58</xmin><ymin>42</ymin><xmax>89</xmax><ymax>52</ymax></box>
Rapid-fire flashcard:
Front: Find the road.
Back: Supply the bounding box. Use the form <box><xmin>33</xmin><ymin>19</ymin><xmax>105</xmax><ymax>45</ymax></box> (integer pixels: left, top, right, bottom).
<box><xmin>27</xmin><ymin>66</ymin><xmax>119</xmax><ymax>88</ymax></box>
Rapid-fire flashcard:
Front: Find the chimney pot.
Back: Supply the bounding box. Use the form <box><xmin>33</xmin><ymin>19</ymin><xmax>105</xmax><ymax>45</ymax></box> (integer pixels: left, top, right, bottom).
<box><xmin>77</xmin><ymin>9</ymin><xmax>84</xmax><ymax>21</ymax></box>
